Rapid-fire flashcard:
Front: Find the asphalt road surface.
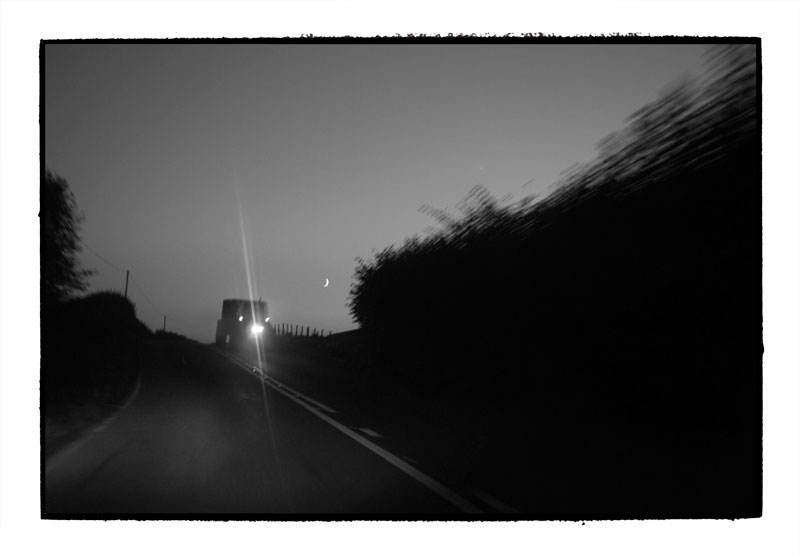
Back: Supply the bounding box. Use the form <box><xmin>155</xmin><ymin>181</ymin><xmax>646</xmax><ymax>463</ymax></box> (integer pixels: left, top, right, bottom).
<box><xmin>44</xmin><ymin>340</ymin><xmax>480</xmax><ymax>515</ymax></box>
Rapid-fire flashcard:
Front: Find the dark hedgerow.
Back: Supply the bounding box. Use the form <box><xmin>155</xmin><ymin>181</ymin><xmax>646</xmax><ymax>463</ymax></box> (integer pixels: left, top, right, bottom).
<box><xmin>347</xmin><ymin>45</ymin><xmax>760</xmax><ymax>400</ymax></box>
<box><xmin>346</xmin><ymin>48</ymin><xmax>761</xmax><ymax>517</ymax></box>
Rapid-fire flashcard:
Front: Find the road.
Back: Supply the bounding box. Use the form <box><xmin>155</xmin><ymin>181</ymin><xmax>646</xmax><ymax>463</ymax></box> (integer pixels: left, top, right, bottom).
<box><xmin>43</xmin><ymin>339</ymin><xmax>481</xmax><ymax>515</ymax></box>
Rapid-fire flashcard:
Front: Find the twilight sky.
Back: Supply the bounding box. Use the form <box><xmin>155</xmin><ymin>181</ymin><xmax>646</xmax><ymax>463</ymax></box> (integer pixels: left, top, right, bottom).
<box><xmin>44</xmin><ymin>43</ymin><xmax>707</xmax><ymax>342</ymax></box>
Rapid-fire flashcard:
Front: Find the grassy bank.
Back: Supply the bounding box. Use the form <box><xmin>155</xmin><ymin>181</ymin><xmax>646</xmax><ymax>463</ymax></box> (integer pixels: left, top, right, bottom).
<box><xmin>43</xmin><ymin>291</ymin><xmax>152</xmax><ymax>459</ymax></box>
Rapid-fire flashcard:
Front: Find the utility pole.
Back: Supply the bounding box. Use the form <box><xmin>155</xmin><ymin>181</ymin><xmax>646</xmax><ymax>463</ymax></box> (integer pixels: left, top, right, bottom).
<box><xmin>163</xmin><ymin>315</ymin><xmax>166</xmax><ymax>331</ymax></box>
<box><xmin>124</xmin><ymin>270</ymin><xmax>129</xmax><ymax>299</ymax></box>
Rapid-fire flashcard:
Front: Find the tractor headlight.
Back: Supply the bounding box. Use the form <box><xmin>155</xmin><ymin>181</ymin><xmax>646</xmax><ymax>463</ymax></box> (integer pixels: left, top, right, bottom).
<box><xmin>250</xmin><ymin>324</ymin><xmax>264</xmax><ymax>335</ymax></box>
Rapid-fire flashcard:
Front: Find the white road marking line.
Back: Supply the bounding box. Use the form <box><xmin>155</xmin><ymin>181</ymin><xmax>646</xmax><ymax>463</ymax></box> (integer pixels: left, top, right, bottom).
<box><xmin>471</xmin><ymin>490</ymin><xmax>519</xmax><ymax>514</ymax></box>
<box><xmin>220</xmin><ymin>350</ymin><xmax>337</xmax><ymax>414</ymax></box>
<box><xmin>261</xmin><ymin>374</ymin><xmax>338</xmax><ymax>414</ymax></box>
<box><xmin>217</xmin><ymin>350</ymin><xmax>482</xmax><ymax>514</ymax></box>
<box><xmin>357</xmin><ymin>427</ymin><xmax>383</xmax><ymax>439</ymax></box>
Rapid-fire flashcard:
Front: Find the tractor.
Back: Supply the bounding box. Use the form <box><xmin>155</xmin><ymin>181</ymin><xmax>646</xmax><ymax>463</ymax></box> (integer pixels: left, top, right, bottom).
<box><xmin>215</xmin><ymin>298</ymin><xmax>269</xmax><ymax>347</ymax></box>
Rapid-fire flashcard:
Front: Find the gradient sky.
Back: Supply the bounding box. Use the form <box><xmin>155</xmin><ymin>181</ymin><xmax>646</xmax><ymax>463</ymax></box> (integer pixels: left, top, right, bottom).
<box><xmin>44</xmin><ymin>43</ymin><xmax>708</xmax><ymax>342</ymax></box>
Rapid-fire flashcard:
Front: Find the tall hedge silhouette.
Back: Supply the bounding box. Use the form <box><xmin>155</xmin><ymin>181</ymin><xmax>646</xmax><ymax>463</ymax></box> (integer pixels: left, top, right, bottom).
<box><xmin>347</xmin><ymin>44</ymin><xmax>760</xmax><ymax>401</ymax></box>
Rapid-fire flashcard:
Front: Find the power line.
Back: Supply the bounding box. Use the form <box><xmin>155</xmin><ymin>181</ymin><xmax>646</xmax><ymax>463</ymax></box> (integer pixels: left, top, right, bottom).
<box><xmin>129</xmin><ymin>274</ymin><xmax>192</xmax><ymax>330</ymax></box>
<box><xmin>129</xmin><ymin>274</ymin><xmax>161</xmax><ymax>317</ymax></box>
<box><xmin>163</xmin><ymin>312</ymin><xmax>194</xmax><ymax>329</ymax></box>
<box><xmin>80</xmin><ymin>241</ymin><xmax>159</xmax><ymax>314</ymax></box>
<box><xmin>79</xmin><ymin>241</ymin><xmax>192</xmax><ymax>334</ymax></box>
<box><xmin>80</xmin><ymin>241</ymin><xmax>126</xmax><ymax>274</ymax></box>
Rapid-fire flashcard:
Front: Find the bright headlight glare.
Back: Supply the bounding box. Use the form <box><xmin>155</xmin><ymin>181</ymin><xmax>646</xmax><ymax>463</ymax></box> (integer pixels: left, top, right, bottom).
<box><xmin>251</xmin><ymin>324</ymin><xmax>264</xmax><ymax>334</ymax></box>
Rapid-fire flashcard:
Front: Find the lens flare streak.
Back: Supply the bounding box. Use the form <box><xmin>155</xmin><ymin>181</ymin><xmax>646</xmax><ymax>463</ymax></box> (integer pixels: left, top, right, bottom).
<box><xmin>234</xmin><ymin>176</ymin><xmax>291</xmax><ymax>508</ymax></box>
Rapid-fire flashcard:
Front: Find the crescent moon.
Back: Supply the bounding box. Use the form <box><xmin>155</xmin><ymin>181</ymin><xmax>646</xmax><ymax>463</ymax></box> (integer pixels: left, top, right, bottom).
<box><xmin>324</xmin><ymin>278</ymin><xmax>329</xmax><ymax>287</ymax></box>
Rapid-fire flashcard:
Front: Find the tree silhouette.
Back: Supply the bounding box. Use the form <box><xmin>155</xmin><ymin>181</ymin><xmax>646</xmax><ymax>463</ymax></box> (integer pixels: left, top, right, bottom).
<box><xmin>42</xmin><ymin>169</ymin><xmax>92</xmax><ymax>304</ymax></box>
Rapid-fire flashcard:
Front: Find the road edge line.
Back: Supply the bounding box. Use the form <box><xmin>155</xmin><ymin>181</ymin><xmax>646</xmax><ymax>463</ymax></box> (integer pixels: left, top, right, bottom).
<box><xmin>44</xmin><ymin>363</ymin><xmax>143</xmax><ymax>476</ymax></box>
<box><xmin>222</xmin><ymin>350</ymin><xmax>338</xmax><ymax>414</ymax></box>
<box><xmin>216</xmin><ymin>348</ymin><xmax>484</xmax><ymax>514</ymax></box>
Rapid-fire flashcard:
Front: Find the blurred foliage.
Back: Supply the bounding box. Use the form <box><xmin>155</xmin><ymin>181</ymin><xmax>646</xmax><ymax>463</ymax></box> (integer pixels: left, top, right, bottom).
<box><xmin>347</xmin><ymin>44</ymin><xmax>759</xmax><ymax>392</ymax></box>
<box><xmin>42</xmin><ymin>169</ymin><xmax>93</xmax><ymax>304</ymax></box>
<box><xmin>42</xmin><ymin>173</ymin><xmax>150</xmax><ymax>398</ymax></box>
